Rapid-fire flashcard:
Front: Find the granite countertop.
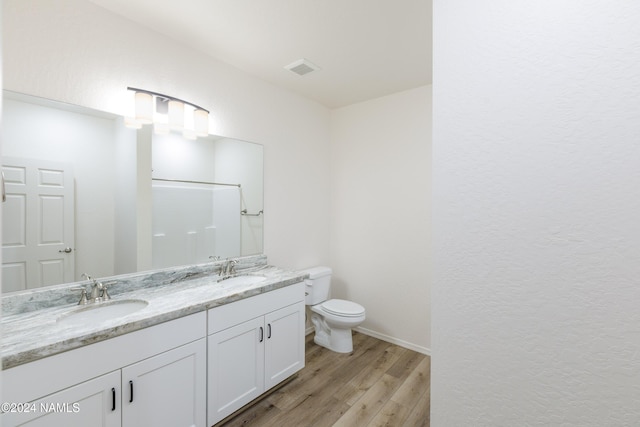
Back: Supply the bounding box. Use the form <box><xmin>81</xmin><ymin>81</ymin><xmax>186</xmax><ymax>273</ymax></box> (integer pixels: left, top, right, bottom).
<box><xmin>1</xmin><ymin>262</ymin><xmax>308</xmax><ymax>370</ymax></box>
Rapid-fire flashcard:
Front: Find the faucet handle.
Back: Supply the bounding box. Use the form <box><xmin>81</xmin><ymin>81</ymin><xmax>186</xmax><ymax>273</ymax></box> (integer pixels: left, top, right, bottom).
<box><xmin>70</xmin><ymin>286</ymin><xmax>89</xmax><ymax>305</ymax></box>
<box><xmin>229</xmin><ymin>259</ymin><xmax>239</xmax><ymax>274</ymax></box>
<box><xmin>100</xmin><ymin>281</ymin><xmax>116</xmax><ymax>301</ymax></box>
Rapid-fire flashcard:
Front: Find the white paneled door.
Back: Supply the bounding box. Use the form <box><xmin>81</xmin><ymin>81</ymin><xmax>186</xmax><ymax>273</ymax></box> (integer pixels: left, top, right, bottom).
<box><xmin>2</xmin><ymin>157</ymin><xmax>75</xmax><ymax>292</ymax></box>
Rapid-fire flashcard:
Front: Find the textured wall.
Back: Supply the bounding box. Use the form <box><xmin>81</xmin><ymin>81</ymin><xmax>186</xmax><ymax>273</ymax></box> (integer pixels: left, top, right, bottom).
<box><xmin>2</xmin><ymin>0</ymin><xmax>331</xmax><ymax>270</ymax></box>
<box><xmin>432</xmin><ymin>1</ymin><xmax>640</xmax><ymax>425</ymax></box>
<box><xmin>330</xmin><ymin>86</ymin><xmax>431</xmax><ymax>353</ymax></box>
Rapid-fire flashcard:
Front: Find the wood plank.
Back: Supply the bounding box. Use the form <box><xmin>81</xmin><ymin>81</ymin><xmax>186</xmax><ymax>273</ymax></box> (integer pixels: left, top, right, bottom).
<box><xmin>266</xmin><ymin>349</ymin><xmax>348</xmax><ymax>411</ymax></box>
<box><xmin>218</xmin><ymin>332</ymin><xmax>431</xmax><ymax>427</ymax></box>
<box><xmin>262</xmin><ymin>394</ymin><xmax>349</xmax><ymax>427</ymax></box>
<box><xmin>402</xmin><ymin>387</ymin><xmax>430</xmax><ymax>427</ymax></box>
<box><xmin>328</xmin><ymin>335</ymin><xmax>390</xmax><ymax>384</ymax></box>
<box><xmin>386</xmin><ymin>348</ymin><xmax>425</xmax><ymax>380</ymax></box>
<box><xmin>221</xmin><ymin>399</ymin><xmax>282</xmax><ymax>427</ymax></box>
<box><xmin>368</xmin><ymin>399</ymin><xmax>411</xmax><ymax>426</ymax></box>
<box><xmin>335</xmin><ymin>344</ymin><xmax>407</xmax><ymax>406</ymax></box>
<box><xmin>331</xmin><ymin>373</ymin><xmax>402</xmax><ymax>427</ymax></box>
<box><xmin>269</xmin><ymin>333</ymin><xmax>385</xmax><ymax>411</ymax></box>
<box><xmin>390</xmin><ymin>356</ymin><xmax>431</xmax><ymax>410</ymax></box>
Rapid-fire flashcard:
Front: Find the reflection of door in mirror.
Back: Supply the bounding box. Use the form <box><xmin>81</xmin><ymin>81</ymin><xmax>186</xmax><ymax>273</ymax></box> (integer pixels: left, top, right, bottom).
<box><xmin>2</xmin><ymin>158</ymin><xmax>75</xmax><ymax>292</ymax></box>
<box><xmin>2</xmin><ymin>91</ymin><xmax>127</xmax><ymax>292</ymax></box>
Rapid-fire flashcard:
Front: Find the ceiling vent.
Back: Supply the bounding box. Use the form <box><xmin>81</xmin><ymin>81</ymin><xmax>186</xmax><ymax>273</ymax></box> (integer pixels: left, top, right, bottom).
<box><xmin>285</xmin><ymin>58</ymin><xmax>321</xmax><ymax>76</ymax></box>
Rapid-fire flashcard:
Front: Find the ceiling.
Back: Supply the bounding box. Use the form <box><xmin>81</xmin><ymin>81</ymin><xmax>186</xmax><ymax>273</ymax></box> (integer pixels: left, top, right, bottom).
<box><xmin>89</xmin><ymin>0</ymin><xmax>432</xmax><ymax>109</ymax></box>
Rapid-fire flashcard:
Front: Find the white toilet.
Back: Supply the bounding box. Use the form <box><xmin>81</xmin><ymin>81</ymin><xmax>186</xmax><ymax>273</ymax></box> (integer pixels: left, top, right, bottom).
<box><xmin>302</xmin><ymin>266</ymin><xmax>366</xmax><ymax>353</ymax></box>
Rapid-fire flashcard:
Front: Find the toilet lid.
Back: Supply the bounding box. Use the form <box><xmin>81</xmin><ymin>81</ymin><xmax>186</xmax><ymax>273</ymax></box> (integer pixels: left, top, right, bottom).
<box><xmin>322</xmin><ymin>299</ymin><xmax>365</xmax><ymax>317</ymax></box>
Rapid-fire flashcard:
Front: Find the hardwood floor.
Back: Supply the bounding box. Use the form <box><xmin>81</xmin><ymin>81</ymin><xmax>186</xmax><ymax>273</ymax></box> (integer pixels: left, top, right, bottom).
<box><xmin>220</xmin><ymin>332</ymin><xmax>431</xmax><ymax>427</ymax></box>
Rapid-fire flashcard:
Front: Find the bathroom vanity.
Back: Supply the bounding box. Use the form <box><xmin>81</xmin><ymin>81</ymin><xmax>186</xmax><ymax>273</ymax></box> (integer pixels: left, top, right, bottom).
<box><xmin>207</xmin><ymin>284</ymin><xmax>305</xmax><ymax>425</ymax></box>
<box><xmin>0</xmin><ymin>256</ymin><xmax>306</xmax><ymax>427</ymax></box>
<box><xmin>2</xmin><ymin>313</ymin><xmax>207</xmax><ymax>426</ymax></box>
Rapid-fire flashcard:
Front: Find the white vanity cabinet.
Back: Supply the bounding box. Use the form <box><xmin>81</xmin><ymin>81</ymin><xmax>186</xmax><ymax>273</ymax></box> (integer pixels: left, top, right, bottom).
<box><xmin>207</xmin><ymin>282</ymin><xmax>305</xmax><ymax>425</ymax></box>
<box><xmin>1</xmin><ymin>370</ymin><xmax>122</xmax><ymax>427</ymax></box>
<box><xmin>121</xmin><ymin>338</ymin><xmax>206</xmax><ymax>427</ymax></box>
<box><xmin>2</xmin><ymin>312</ymin><xmax>207</xmax><ymax>427</ymax></box>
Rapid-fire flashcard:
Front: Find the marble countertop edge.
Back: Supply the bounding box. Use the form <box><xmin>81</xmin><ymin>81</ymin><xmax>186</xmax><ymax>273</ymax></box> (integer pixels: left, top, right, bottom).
<box><xmin>1</xmin><ymin>268</ymin><xmax>307</xmax><ymax>370</ymax></box>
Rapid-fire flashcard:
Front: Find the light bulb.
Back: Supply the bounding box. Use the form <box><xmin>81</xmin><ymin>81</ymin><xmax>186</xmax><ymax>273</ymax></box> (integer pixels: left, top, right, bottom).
<box><xmin>134</xmin><ymin>92</ymin><xmax>153</xmax><ymax>124</ymax></box>
<box><xmin>168</xmin><ymin>100</ymin><xmax>185</xmax><ymax>131</ymax></box>
<box><xmin>194</xmin><ymin>109</ymin><xmax>209</xmax><ymax>137</ymax></box>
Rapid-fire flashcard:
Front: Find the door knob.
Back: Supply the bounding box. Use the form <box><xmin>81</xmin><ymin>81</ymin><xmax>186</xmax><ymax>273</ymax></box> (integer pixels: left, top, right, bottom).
<box><xmin>59</xmin><ymin>247</ymin><xmax>73</xmax><ymax>253</ymax></box>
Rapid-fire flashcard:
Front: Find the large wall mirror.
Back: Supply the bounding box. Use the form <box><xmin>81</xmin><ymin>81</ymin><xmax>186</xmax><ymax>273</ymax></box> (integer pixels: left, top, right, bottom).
<box><xmin>1</xmin><ymin>91</ymin><xmax>264</xmax><ymax>293</ymax></box>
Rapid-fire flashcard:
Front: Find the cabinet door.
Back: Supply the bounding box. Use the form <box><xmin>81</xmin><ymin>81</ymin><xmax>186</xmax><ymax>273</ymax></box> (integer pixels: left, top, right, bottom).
<box><xmin>122</xmin><ymin>338</ymin><xmax>206</xmax><ymax>427</ymax></box>
<box><xmin>2</xmin><ymin>370</ymin><xmax>120</xmax><ymax>427</ymax></box>
<box><xmin>207</xmin><ymin>316</ymin><xmax>265</xmax><ymax>426</ymax></box>
<box><xmin>264</xmin><ymin>301</ymin><xmax>305</xmax><ymax>390</ymax></box>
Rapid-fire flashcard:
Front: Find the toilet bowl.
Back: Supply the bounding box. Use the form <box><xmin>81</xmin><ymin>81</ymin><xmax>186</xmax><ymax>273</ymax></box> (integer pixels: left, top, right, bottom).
<box><xmin>302</xmin><ymin>267</ymin><xmax>366</xmax><ymax>353</ymax></box>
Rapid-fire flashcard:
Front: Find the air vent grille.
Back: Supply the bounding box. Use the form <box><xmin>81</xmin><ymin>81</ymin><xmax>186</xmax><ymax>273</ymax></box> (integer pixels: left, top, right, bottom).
<box><xmin>285</xmin><ymin>58</ymin><xmax>321</xmax><ymax>76</ymax></box>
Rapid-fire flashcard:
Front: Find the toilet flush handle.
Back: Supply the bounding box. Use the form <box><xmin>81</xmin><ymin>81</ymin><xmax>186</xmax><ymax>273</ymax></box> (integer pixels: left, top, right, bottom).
<box><xmin>304</xmin><ymin>279</ymin><xmax>313</xmax><ymax>296</ymax></box>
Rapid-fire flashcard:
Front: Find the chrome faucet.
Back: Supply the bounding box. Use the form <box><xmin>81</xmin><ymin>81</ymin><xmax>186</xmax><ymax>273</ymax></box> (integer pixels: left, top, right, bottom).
<box><xmin>81</xmin><ymin>274</ymin><xmax>111</xmax><ymax>303</ymax></box>
<box><xmin>219</xmin><ymin>259</ymin><xmax>238</xmax><ymax>280</ymax></box>
<box><xmin>70</xmin><ymin>286</ymin><xmax>89</xmax><ymax>305</ymax></box>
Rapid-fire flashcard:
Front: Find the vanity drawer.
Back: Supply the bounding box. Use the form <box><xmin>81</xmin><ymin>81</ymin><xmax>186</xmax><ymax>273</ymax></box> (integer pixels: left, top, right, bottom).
<box><xmin>207</xmin><ymin>282</ymin><xmax>304</xmax><ymax>334</ymax></box>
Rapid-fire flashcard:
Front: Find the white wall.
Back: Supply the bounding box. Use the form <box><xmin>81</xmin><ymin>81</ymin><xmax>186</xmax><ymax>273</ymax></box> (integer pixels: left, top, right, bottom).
<box><xmin>433</xmin><ymin>2</ymin><xmax>640</xmax><ymax>425</ymax></box>
<box><xmin>2</xmin><ymin>0</ymin><xmax>331</xmax><ymax>270</ymax></box>
<box><xmin>330</xmin><ymin>85</ymin><xmax>431</xmax><ymax>353</ymax></box>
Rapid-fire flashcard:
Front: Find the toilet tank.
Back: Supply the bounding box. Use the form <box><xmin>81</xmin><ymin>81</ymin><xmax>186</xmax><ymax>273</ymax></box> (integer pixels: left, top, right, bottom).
<box><xmin>301</xmin><ymin>266</ymin><xmax>332</xmax><ymax>305</ymax></box>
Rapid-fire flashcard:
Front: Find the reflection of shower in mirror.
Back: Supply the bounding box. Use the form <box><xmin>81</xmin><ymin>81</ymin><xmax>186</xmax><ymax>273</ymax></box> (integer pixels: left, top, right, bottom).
<box><xmin>151</xmin><ymin>180</ymin><xmax>241</xmax><ymax>269</ymax></box>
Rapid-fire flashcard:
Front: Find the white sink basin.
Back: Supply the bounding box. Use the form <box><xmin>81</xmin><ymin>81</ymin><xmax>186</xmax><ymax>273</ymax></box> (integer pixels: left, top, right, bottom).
<box><xmin>218</xmin><ymin>275</ymin><xmax>266</xmax><ymax>286</ymax></box>
<box><xmin>57</xmin><ymin>299</ymin><xmax>148</xmax><ymax>327</ymax></box>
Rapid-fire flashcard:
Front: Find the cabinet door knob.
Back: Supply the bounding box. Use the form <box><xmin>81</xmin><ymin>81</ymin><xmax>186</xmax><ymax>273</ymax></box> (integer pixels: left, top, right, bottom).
<box><xmin>267</xmin><ymin>323</ymin><xmax>272</xmax><ymax>339</ymax></box>
<box><xmin>259</xmin><ymin>326</ymin><xmax>264</xmax><ymax>342</ymax></box>
<box><xmin>129</xmin><ymin>380</ymin><xmax>134</xmax><ymax>403</ymax></box>
<box><xmin>111</xmin><ymin>387</ymin><xmax>116</xmax><ymax>411</ymax></box>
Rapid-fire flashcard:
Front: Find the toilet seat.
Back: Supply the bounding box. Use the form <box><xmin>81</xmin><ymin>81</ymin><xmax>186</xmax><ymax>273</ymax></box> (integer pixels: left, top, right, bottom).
<box><xmin>321</xmin><ymin>299</ymin><xmax>365</xmax><ymax>317</ymax></box>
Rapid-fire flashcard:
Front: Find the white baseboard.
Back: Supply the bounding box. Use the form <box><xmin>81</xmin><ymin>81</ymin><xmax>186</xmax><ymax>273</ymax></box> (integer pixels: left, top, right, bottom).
<box><xmin>354</xmin><ymin>326</ymin><xmax>431</xmax><ymax>356</ymax></box>
<box><xmin>305</xmin><ymin>325</ymin><xmax>431</xmax><ymax>356</ymax></box>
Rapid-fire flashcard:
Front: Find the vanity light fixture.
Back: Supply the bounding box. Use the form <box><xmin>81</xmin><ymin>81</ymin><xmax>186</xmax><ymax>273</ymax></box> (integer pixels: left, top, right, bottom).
<box><xmin>125</xmin><ymin>87</ymin><xmax>209</xmax><ymax>139</ymax></box>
